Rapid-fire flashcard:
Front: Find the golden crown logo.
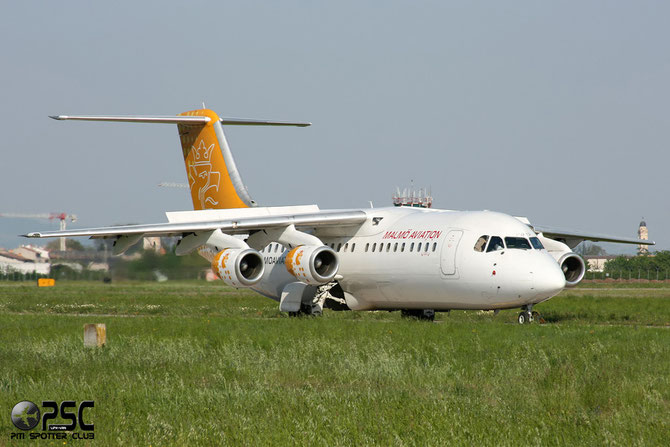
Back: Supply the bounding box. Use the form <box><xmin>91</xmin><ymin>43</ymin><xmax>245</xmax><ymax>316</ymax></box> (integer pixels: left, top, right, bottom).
<box><xmin>192</xmin><ymin>140</ymin><xmax>215</xmax><ymax>164</ymax></box>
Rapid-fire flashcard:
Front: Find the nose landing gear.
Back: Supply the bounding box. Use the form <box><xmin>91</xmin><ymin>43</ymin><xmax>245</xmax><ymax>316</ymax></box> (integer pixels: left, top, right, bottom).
<box><xmin>517</xmin><ymin>305</ymin><xmax>544</xmax><ymax>324</ymax></box>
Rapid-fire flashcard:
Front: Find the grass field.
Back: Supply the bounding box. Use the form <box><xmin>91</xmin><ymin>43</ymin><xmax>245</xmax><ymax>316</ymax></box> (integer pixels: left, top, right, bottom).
<box><xmin>1</xmin><ymin>281</ymin><xmax>669</xmax><ymax>446</ymax></box>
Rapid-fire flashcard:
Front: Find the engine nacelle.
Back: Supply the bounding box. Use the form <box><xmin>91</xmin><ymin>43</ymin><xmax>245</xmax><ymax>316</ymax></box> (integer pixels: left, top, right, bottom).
<box><xmin>558</xmin><ymin>252</ymin><xmax>586</xmax><ymax>287</ymax></box>
<box><xmin>211</xmin><ymin>248</ymin><xmax>264</xmax><ymax>287</ymax></box>
<box><xmin>285</xmin><ymin>245</ymin><xmax>339</xmax><ymax>285</ymax></box>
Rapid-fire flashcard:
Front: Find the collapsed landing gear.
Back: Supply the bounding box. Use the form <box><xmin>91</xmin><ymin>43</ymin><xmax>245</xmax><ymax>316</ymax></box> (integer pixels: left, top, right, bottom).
<box><xmin>517</xmin><ymin>305</ymin><xmax>544</xmax><ymax>324</ymax></box>
<box><xmin>401</xmin><ymin>309</ymin><xmax>435</xmax><ymax>321</ymax></box>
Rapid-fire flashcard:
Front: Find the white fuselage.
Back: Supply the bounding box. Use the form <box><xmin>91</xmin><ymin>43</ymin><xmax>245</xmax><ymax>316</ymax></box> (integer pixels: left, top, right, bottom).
<box><xmin>250</xmin><ymin>207</ymin><xmax>566</xmax><ymax>311</ymax></box>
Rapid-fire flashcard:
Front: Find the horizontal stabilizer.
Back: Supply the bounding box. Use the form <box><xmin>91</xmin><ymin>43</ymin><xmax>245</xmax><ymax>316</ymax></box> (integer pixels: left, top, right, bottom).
<box><xmin>49</xmin><ymin>115</ymin><xmax>311</xmax><ymax>127</ymax></box>
<box><xmin>49</xmin><ymin>115</ymin><xmax>211</xmax><ymax>124</ymax></box>
<box><xmin>220</xmin><ymin>117</ymin><xmax>311</xmax><ymax>127</ymax></box>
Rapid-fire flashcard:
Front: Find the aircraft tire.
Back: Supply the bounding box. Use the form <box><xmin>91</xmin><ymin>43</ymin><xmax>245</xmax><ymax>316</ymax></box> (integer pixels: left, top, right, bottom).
<box><xmin>517</xmin><ymin>312</ymin><xmax>528</xmax><ymax>325</ymax></box>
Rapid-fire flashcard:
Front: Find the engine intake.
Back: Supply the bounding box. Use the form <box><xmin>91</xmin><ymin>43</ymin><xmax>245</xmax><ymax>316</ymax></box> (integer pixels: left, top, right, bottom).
<box><xmin>558</xmin><ymin>252</ymin><xmax>586</xmax><ymax>287</ymax></box>
<box><xmin>212</xmin><ymin>248</ymin><xmax>264</xmax><ymax>287</ymax></box>
<box><xmin>285</xmin><ymin>245</ymin><xmax>339</xmax><ymax>285</ymax></box>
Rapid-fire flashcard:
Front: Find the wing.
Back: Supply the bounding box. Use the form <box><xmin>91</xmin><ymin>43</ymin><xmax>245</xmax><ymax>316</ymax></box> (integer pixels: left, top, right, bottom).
<box><xmin>23</xmin><ymin>208</ymin><xmax>368</xmax><ymax>254</ymax></box>
<box><xmin>532</xmin><ymin>224</ymin><xmax>655</xmax><ymax>248</ymax></box>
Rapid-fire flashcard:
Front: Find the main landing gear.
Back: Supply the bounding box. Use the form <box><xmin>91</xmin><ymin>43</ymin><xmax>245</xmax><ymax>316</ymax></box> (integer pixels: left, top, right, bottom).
<box><xmin>517</xmin><ymin>305</ymin><xmax>544</xmax><ymax>325</ymax></box>
<box><xmin>401</xmin><ymin>309</ymin><xmax>435</xmax><ymax>321</ymax></box>
<box><xmin>288</xmin><ymin>302</ymin><xmax>323</xmax><ymax>317</ymax></box>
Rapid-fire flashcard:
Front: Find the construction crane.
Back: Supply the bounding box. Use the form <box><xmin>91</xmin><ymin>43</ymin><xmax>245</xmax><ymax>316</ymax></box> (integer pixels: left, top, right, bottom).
<box><xmin>0</xmin><ymin>212</ymin><xmax>77</xmax><ymax>251</ymax></box>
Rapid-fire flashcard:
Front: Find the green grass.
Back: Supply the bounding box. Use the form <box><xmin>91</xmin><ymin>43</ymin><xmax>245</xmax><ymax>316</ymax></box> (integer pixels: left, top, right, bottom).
<box><xmin>1</xmin><ymin>281</ymin><xmax>669</xmax><ymax>446</ymax></box>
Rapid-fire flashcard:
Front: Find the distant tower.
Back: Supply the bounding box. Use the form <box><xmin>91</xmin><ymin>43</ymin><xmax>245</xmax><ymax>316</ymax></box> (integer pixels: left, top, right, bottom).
<box><xmin>638</xmin><ymin>219</ymin><xmax>649</xmax><ymax>255</ymax></box>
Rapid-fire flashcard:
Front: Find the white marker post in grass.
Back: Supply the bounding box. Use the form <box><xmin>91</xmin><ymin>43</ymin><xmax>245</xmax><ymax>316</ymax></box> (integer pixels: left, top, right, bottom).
<box><xmin>84</xmin><ymin>324</ymin><xmax>106</xmax><ymax>348</ymax></box>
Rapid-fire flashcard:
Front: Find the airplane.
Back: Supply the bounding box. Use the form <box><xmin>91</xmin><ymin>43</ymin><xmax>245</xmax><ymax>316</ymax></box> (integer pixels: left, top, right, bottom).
<box><xmin>24</xmin><ymin>107</ymin><xmax>655</xmax><ymax>324</ymax></box>
<box><xmin>13</xmin><ymin>405</ymin><xmax>39</xmax><ymax>428</ymax></box>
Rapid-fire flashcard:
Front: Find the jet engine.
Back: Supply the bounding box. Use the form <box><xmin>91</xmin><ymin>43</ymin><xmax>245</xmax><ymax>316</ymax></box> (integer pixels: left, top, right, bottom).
<box><xmin>211</xmin><ymin>248</ymin><xmax>264</xmax><ymax>287</ymax></box>
<box><xmin>558</xmin><ymin>252</ymin><xmax>586</xmax><ymax>287</ymax></box>
<box><xmin>285</xmin><ymin>245</ymin><xmax>339</xmax><ymax>285</ymax></box>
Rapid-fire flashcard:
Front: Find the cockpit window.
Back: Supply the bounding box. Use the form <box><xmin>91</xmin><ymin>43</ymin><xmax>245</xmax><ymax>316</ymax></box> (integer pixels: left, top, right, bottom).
<box><xmin>473</xmin><ymin>235</ymin><xmax>489</xmax><ymax>252</ymax></box>
<box><xmin>530</xmin><ymin>237</ymin><xmax>544</xmax><ymax>250</ymax></box>
<box><xmin>505</xmin><ymin>237</ymin><xmax>531</xmax><ymax>250</ymax></box>
<box><xmin>486</xmin><ymin>236</ymin><xmax>504</xmax><ymax>252</ymax></box>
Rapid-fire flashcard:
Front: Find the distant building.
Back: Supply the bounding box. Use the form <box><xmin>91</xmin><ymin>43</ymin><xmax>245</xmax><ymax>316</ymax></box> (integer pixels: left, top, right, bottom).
<box><xmin>584</xmin><ymin>255</ymin><xmax>620</xmax><ymax>272</ymax></box>
<box><xmin>143</xmin><ymin>237</ymin><xmax>162</xmax><ymax>253</ymax></box>
<box><xmin>392</xmin><ymin>186</ymin><xmax>433</xmax><ymax>208</ymax></box>
<box><xmin>638</xmin><ymin>219</ymin><xmax>649</xmax><ymax>254</ymax></box>
<box><xmin>0</xmin><ymin>245</ymin><xmax>50</xmax><ymax>275</ymax></box>
<box><xmin>87</xmin><ymin>262</ymin><xmax>110</xmax><ymax>272</ymax></box>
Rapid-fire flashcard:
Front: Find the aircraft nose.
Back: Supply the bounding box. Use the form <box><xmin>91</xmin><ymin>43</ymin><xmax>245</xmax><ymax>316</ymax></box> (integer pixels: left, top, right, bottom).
<box><xmin>535</xmin><ymin>256</ymin><xmax>566</xmax><ymax>298</ymax></box>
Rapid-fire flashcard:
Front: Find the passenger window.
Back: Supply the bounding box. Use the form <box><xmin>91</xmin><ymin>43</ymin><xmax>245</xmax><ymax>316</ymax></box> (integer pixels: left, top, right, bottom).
<box><xmin>432</xmin><ymin>242</ymin><xmax>437</xmax><ymax>252</ymax></box>
<box><xmin>486</xmin><ymin>236</ymin><xmax>504</xmax><ymax>252</ymax></box>
<box><xmin>393</xmin><ymin>243</ymin><xmax>398</xmax><ymax>252</ymax></box>
<box><xmin>401</xmin><ymin>243</ymin><xmax>405</xmax><ymax>252</ymax></box>
<box><xmin>417</xmin><ymin>243</ymin><xmax>422</xmax><ymax>252</ymax></box>
<box><xmin>379</xmin><ymin>243</ymin><xmax>383</xmax><ymax>252</ymax></box>
<box><xmin>386</xmin><ymin>243</ymin><xmax>391</xmax><ymax>252</ymax></box>
<box><xmin>425</xmin><ymin>243</ymin><xmax>429</xmax><ymax>252</ymax></box>
<box><xmin>275</xmin><ymin>244</ymin><xmax>280</xmax><ymax>253</ymax></box>
<box><xmin>330</xmin><ymin>243</ymin><xmax>335</xmax><ymax>249</ymax></box>
<box><xmin>530</xmin><ymin>237</ymin><xmax>544</xmax><ymax>250</ymax></box>
<box><xmin>410</xmin><ymin>243</ymin><xmax>414</xmax><ymax>252</ymax></box>
<box><xmin>337</xmin><ymin>243</ymin><xmax>342</xmax><ymax>252</ymax></box>
<box><xmin>372</xmin><ymin>243</ymin><xmax>376</xmax><ymax>252</ymax></box>
<box><xmin>344</xmin><ymin>243</ymin><xmax>349</xmax><ymax>252</ymax></box>
<box><xmin>473</xmin><ymin>235</ymin><xmax>489</xmax><ymax>252</ymax></box>
<box><xmin>365</xmin><ymin>243</ymin><xmax>369</xmax><ymax>252</ymax></box>
<box><xmin>351</xmin><ymin>243</ymin><xmax>356</xmax><ymax>253</ymax></box>
<box><xmin>505</xmin><ymin>237</ymin><xmax>531</xmax><ymax>250</ymax></box>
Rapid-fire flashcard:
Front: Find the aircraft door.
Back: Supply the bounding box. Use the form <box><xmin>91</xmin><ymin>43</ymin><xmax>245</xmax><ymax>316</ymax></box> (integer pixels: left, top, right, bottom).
<box><xmin>440</xmin><ymin>230</ymin><xmax>463</xmax><ymax>276</ymax></box>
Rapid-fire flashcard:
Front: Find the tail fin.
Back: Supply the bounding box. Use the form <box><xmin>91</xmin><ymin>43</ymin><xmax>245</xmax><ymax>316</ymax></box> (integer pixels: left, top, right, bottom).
<box><xmin>50</xmin><ymin>108</ymin><xmax>311</xmax><ymax>210</ymax></box>
<box><xmin>178</xmin><ymin>109</ymin><xmax>254</xmax><ymax>209</ymax></box>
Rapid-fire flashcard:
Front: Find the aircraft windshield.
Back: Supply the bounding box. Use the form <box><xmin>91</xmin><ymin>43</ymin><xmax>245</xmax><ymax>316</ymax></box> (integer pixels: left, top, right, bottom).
<box><xmin>473</xmin><ymin>235</ymin><xmax>488</xmax><ymax>252</ymax></box>
<box><xmin>505</xmin><ymin>237</ymin><xmax>531</xmax><ymax>250</ymax></box>
<box><xmin>486</xmin><ymin>236</ymin><xmax>504</xmax><ymax>252</ymax></box>
<box><xmin>530</xmin><ymin>237</ymin><xmax>544</xmax><ymax>250</ymax></box>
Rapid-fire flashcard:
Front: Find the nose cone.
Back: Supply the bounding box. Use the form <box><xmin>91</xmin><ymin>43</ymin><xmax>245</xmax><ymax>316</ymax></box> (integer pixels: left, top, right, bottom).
<box><xmin>535</xmin><ymin>256</ymin><xmax>566</xmax><ymax>298</ymax></box>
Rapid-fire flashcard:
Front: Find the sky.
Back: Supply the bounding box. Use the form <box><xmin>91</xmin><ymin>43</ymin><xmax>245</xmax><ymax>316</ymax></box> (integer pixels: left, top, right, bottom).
<box><xmin>1</xmin><ymin>1</ymin><xmax>668</xmax><ymax>253</ymax></box>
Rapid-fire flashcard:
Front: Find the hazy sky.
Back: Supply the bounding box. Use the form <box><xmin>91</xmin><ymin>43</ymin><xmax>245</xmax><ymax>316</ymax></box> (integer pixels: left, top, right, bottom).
<box><xmin>1</xmin><ymin>1</ymin><xmax>668</xmax><ymax>253</ymax></box>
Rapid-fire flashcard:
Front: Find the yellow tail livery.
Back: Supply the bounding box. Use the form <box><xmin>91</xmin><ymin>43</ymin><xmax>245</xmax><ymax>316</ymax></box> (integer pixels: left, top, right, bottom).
<box><xmin>49</xmin><ymin>108</ymin><xmax>311</xmax><ymax>210</ymax></box>
<box><xmin>178</xmin><ymin>109</ymin><xmax>253</xmax><ymax>209</ymax></box>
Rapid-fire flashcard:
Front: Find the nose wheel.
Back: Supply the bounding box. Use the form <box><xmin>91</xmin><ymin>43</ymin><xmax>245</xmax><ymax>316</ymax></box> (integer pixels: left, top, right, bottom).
<box><xmin>517</xmin><ymin>306</ymin><xmax>544</xmax><ymax>324</ymax></box>
<box><xmin>517</xmin><ymin>311</ymin><xmax>531</xmax><ymax>325</ymax></box>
